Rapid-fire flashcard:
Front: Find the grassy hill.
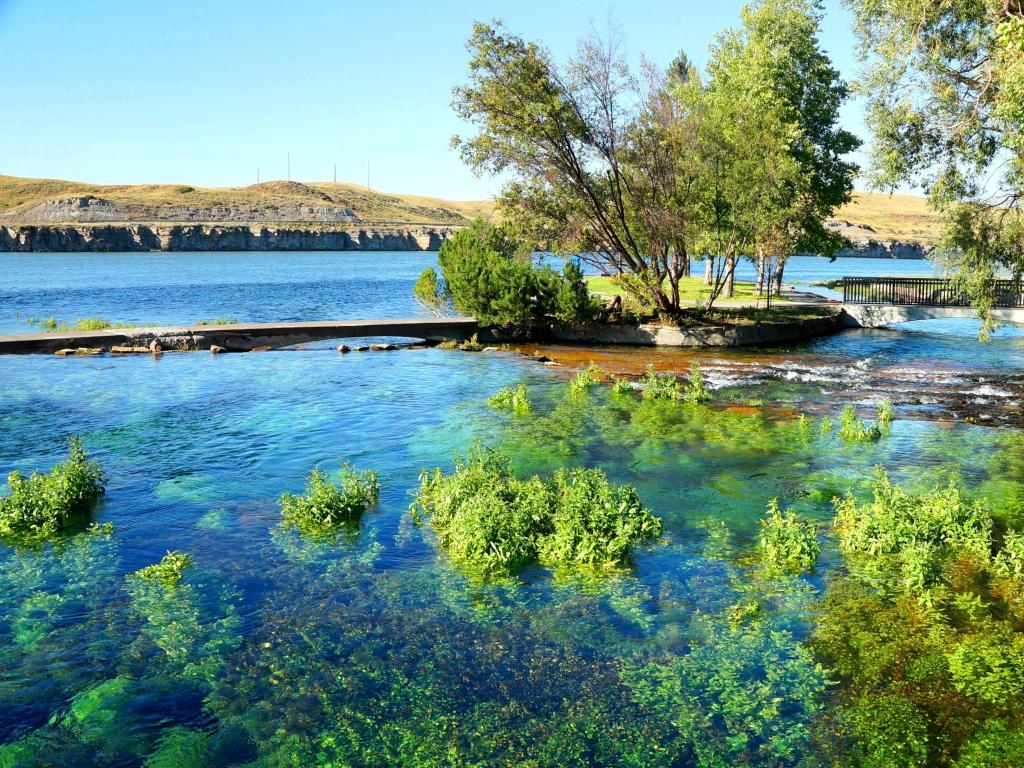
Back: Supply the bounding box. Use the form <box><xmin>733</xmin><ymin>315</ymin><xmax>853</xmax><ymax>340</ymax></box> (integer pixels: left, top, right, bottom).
<box><xmin>832</xmin><ymin>191</ymin><xmax>940</xmax><ymax>243</ymax></box>
<box><xmin>0</xmin><ymin>175</ymin><xmax>495</xmax><ymax>226</ymax></box>
<box><xmin>0</xmin><ymin>174</ymin><xmax>935</xmax><ymax>241</ymax></box>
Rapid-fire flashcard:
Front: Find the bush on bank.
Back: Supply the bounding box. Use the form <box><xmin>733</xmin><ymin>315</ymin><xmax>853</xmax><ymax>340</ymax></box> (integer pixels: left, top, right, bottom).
<box><xmin>0</xmin><ymin>437</ymin><xmax>106</xmax><ymax>539</ymax></box>
<box><xmin>411</xmin><ymin>446</ymin><xmax>661</xmax><ymax>576</ymax></box>
<box><xmin>413</xmin><ymin>219</ymin><xmax>598</xmax><ymax>333</ymax></box>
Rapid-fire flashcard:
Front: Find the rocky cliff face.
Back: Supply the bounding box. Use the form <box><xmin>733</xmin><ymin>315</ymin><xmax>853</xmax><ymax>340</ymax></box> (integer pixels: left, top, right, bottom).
<box><xmin>0</xmin><ymin>224</ymin><xmax>454</xmax><ymax>252</ymax></box>
<box><xmin>5</xmin><ymin>196</ymin><xmax>360</xmax><ymax>224</ymax></box>
<box><xmin>823</xmin><ymin>218</ymin><xmax>931</xmax><ymax>259</ymax></box>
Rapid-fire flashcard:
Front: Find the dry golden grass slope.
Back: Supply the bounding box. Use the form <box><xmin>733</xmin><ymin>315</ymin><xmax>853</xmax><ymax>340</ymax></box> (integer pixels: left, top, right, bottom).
<box><xmin>0</xmin><ymin>175</ymin><xmax>933</xmax><ymax>240</ymax></box>
<box><xmin>0</xmin><ymin>175</ymin><xmax>495</xmax><ymax>226</ymax></box>
<box><xmin>833</xmin><ymin>191</ymin><xmax>940</xmax><ymax>243</ymax></box>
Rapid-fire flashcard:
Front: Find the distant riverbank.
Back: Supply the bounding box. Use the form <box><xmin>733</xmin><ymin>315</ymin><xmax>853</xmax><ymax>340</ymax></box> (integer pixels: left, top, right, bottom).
<box><xmin>0</xmin><ymin>223</ymin><xmax>928</xmax><ymax>256</ymax></box>
<box><xmin>0</xmin><ymin>223</ymin><xmax>456</xmax><ymax>252</ymax></box>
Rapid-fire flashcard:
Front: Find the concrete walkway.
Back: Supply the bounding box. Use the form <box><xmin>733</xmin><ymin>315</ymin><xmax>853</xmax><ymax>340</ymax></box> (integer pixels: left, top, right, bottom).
<box><xmin>0</xmin><ymin>317</ymin><xmax>481</xmax><ymax>354</ymax></box>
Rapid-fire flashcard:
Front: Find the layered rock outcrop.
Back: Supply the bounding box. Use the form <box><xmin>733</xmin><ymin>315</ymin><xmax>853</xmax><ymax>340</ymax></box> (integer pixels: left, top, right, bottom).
<box><xmin>0</xmin><ymin>224</ymin><xmax>454</xmax><ymax>251</ymax></box>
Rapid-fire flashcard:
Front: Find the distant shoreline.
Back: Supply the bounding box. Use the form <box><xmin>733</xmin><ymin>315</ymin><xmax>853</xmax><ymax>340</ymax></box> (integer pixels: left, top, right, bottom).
<box><xmin>0</xmin><ymin>223</ymin><xmax>929</xmax><ymax>257</ymax></box>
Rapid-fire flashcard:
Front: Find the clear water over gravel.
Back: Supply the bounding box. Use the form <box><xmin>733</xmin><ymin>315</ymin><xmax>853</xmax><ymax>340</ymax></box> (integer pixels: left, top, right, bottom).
<box><xmin>0</xmin><ymin>252</ymin><xmax>1021</xmax><ymax>765</ymax></box>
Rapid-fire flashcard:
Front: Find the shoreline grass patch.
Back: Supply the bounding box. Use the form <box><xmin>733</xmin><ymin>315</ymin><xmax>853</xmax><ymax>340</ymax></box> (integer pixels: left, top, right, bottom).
<box><xmin>411</xmin><ymin>446</ymin><xmax>662</xmax><ymax>577</ymax></box>
<box><xmin>279</xmin><ymin>463</ymin><xmax>379</xmax><ymax>537</ymax></box>
<box><xmin>0</xmin><ymin>437</ymin><xmax>106</xmax><ymax>540</ymax></box>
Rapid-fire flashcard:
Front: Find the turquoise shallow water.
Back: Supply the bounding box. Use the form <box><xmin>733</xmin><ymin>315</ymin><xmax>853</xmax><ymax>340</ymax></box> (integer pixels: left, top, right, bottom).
<box><xmin>1</xmin><ymin>252</ymin><xmax>1023</xmax><ymax>765</ymax></box>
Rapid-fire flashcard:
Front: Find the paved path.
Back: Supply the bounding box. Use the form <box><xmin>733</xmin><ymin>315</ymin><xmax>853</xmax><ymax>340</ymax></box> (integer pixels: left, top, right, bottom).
<box><xmin>0</xmin><ymin>317</ymin><xmax>480</xmax><ymax>354</ymax></box>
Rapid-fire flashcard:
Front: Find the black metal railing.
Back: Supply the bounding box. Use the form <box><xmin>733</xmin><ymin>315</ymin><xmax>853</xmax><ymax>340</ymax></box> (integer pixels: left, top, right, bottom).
<box><xmin>842</xmin><ymin>277</ymin><xmax>1024</xmax><ymax>308</ymax></box>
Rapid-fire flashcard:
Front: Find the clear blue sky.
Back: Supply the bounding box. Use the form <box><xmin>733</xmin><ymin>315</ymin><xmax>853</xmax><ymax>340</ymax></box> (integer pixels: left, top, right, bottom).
<box><xmin>0</xmin><ymin>0</ymin><xmax>868</xmax><ymax>200</ymax></box>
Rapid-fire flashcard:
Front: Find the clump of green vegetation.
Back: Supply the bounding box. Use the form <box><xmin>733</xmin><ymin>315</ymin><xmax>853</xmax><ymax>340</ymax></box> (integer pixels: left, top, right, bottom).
<box><xmin>411</xmin><ymin>446</ymin><xmax>661</xmax><ymax>576</ymax></box>
<box><xmin>838</xmin><ymin>404</ymin><xmax>882</xmax><ymax>442</ymax></box>
<box><xmin>132</xmin><ymin>551</ymin><xmax>194</xmax><ymax>586</ymax></box>
<box><xmin>876</xmin><ymin>397</ymin><xmax>895</xmax><ymax>428</ymax></box>
<box><xmin>0</xmin><ymin>437</ymin><xmax>105</xmax><ymax>539</ymax></box>
<box><xmin>815</xmin><ymin>471</ymin><xmax>1024</xmax><ymax>766</ymax></box>
<box><xmin>460</xmin><ymin>333</ymin><xmax>485</xmax><ymax>351</ymax></box>
<box><xmin>488</xmin><ymin>383</ymin><xmax>532</xmax><ymax>415</ymax></box>
<box><xmin>683</xmin><ymin>360</ymin><xmax>712</xmax><ymax>404</ymax></box>
<box><xmin>194</xmin><ymin>316</ymin><xmax>239</xmax><ymax>326</ymax></box>
<box><xmin>569</xmin><ymin>363</ymin><xmax>603</xmax><ymax>395</ymax></box>
<box><xmin>279</xmin><ymin>463</ymin><xmax>379</xmax><ymax>535</ymax></box>
<box><xmin>757</xmin><ymin>499</ymin><xmax>819</xmax><ymax>573</ymax></box>
<box><xmin>437</xmin><ymin>334</ymin><xmax>485</xmax><ymax>351</ymax></box>
<box><xmin>625</xmin><ymin>616</ymin><xmax>827</xmax><ymax>767</ymax></box>
<box><xmin>833</xmin><ymin>468</ymin><xmax>992</xmax><ymax>596</ymax></box>
<box><xmin>421</xmin><ymin>219</ymin><xmax>598</xmax><ymax>333</ymax></box>
<box><xmin>641</xmin><ymin>366</ymin><xmax>683</xmax><ymax>400</ymax></box>
<box><xmin>745</xmin><ymin>398</ymin><xmax>765</xmax><ymax>407</ymax></box>
<box><xmin>413</xmin><ymin>267</ymin><xmax>445</xmax><ymax>314</ymax></box>
<box><xmin>27</xmin><ymin>316</ymin><xmax>138</xmax><ymax>332</ymax></box>
<box><xmin>610</xmin><ymin>377</ymin><xmax>634</xmax><ymax>395</ymax></box>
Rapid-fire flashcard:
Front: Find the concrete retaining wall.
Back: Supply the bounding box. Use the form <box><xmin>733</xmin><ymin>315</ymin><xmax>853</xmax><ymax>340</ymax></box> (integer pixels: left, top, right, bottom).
<box><xmin>538</xmin><ymin>311</ymin><xmax>845</xmax><ymax>347</ymax></box>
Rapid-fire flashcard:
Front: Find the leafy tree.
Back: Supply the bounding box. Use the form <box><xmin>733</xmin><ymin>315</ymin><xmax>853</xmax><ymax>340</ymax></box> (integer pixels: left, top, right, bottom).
<box><xmin>700</xmin><ymin>0</ymin><xmax>860</xmax><ymax>299</ymax></box>
<box><xmin>846</xmin><ymin>0</ymin><xmax>1024</xmax><ymax>331</ymax></box>
<box><xmin>453</xmin><ymin>22</ymin><xmax>702</xmax><ymax>315</ymax></box>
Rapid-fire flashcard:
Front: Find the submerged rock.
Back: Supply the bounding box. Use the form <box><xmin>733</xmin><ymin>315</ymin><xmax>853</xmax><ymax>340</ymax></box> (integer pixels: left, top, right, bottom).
<box><xmin>337</xmin><ymin>344</ymin><xmax>351</xmax><ymax>353</ymax></box>
<box><xmin>210</xmin><ymin>345</ymin><xmax>226</xmax><ymax>355</ymax></box>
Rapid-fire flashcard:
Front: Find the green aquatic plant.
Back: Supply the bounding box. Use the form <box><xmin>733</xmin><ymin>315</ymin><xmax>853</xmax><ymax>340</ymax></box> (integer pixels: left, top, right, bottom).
<box><xmin>279</xmin><ymin>463</ymin><xmax>379</xmax><ymax>535</ymax></box>
<box><xmin>683</xmin><ymin>360</ymin><xmax>712</xmax><ymax>404</ymax></box>
<box><xmin>411</xmin><ymin>446</ymin><xmax>661</xmax><ymax>576</ymax></box>
<box><xmin>569</xmin><ymin>363</ymin><xmax>603</xmax><ymax>395</ymax></box>
<box><xmin>758</xmin><ymin>499</ymin><xmax>819</xmax><ymax>574</ymax></box>
<box><xmin>625</xmin><ymin>617</ymin><xmax>828</xmax><ymax>767</ymax></box>
<box><xmin>132</xmin><ymin>551</ymin><xmax>194</xmax><ymax>587</ymax></box>
<box><xmin>0</xmin><ymin>436</ymin><xmax>106</xmax><ymax>539</ymax></box>
<box><xmin>538</xmin><ymin>466</ymin><xmax>662</xmax><ymax>570</ymax></box>
<box><xmin>641</xmin><ymin>366</ymin><xmax>683</xmax><ymax>401</ymax></box>
<box><xmin>126</xmin><ymin>574</ymin><xmax>243</xmax><ymax>684</ymax></box>
<box><xmin>833</xmin><ymin>468</ymin><xmax>992</xmax><ymax>596</ymax></box>
<box><xmin>610</xmin><ymin>377</ymin><xmax>634</xmax><ymax>396</ymax></box>
<box><xmin>838</xmin><ymin>404</ymin><xmax>882</xmax><ymax>442</ymax></box>
<box><xmin>993</xmin><ymin>529</ymin><xmax>1024</xmax><ymax>580</ymax></box>
<box><xmin>876</xmin><ymin>397</ymin><xmax>895</xmax><ymax>428</ymax></box>
<box><xmin>487</xmin><ymin>383</ymin><xmax>532</xmax><ymax>415</ymax></box>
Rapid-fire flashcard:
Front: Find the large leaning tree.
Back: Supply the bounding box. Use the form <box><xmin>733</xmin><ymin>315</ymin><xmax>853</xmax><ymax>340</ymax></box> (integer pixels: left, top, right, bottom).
<box><xmin>451</xmin><ymin>2</ymin><xmax>857</xmax><ymax>315</ymax></box>
<box><xmin>846</xmin><ymin>0</ymin><xmax>1024</xmax><ymax>333</ymax></box>
<box><xmin>451</xmin><ymin>22</ymin><xmax>702</xmax><ymax>315</ymax></box>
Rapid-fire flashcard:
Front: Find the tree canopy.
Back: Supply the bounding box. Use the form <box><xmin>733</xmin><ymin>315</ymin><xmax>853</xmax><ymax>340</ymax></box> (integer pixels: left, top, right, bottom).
<box><xmin>846</xmin><ymin>0</ymin><xmax>1024</xmax><ymax>331</ymax></box>
<box><xmin>452</xmin><ymin>1</ymin><xmax>858</xmax><ymax>315</ymax></box>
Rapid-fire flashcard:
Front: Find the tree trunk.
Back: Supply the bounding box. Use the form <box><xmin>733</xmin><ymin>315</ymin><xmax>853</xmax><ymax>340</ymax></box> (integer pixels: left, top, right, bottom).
<box><xmin>704</xmin><ymin>255</ymin><xmax>714</xmax><ymax>286</ymax></box>
<box><xmin>756</xmin><ymin>254</ymin><xmax>766</xmax><ymax>296</ymax></box>
<box><xmin>682</xmin><ymin>256</ymin><xmax>690</xmax><ymax>278</ymax></box>
<box><xmin>724</xmin><ymin>254</ymin><xmax>736</xmax><ymax>299</ymax></box>
<box><xmin>772</xmin><ymin>260</ymin><xmax>785</xmax><ymax>296</ymax></box>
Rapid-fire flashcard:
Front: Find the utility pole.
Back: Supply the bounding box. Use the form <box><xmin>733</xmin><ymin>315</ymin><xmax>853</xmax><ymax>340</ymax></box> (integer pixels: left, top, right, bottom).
<box><xmin>257</xmin><ymin>168</ymin><xmax>260</xmax><ymax>184</ymax></box>
<box><xmin>287</xmin><ymin>152</ymin><xmax>291</xmax><ymax>182</ymax></box>
<box><xmin>333</xmin><ymin>163</ymin><xmax>337</xmax><ymax>184</ymax></box>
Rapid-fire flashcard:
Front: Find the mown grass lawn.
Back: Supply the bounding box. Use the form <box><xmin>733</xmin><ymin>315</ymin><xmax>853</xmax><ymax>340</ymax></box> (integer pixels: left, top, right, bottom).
<box><xmin>585</xmin><ymin>275</ymin><xmax>786</xmax><ymax>304</ymax></box>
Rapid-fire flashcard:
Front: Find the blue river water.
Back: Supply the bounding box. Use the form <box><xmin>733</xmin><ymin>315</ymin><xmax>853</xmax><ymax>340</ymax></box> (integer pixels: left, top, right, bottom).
<box><xmin>0</xmin><ymin>251</ymin><xmax>1022</xmax><ymax>765</ymax></box>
